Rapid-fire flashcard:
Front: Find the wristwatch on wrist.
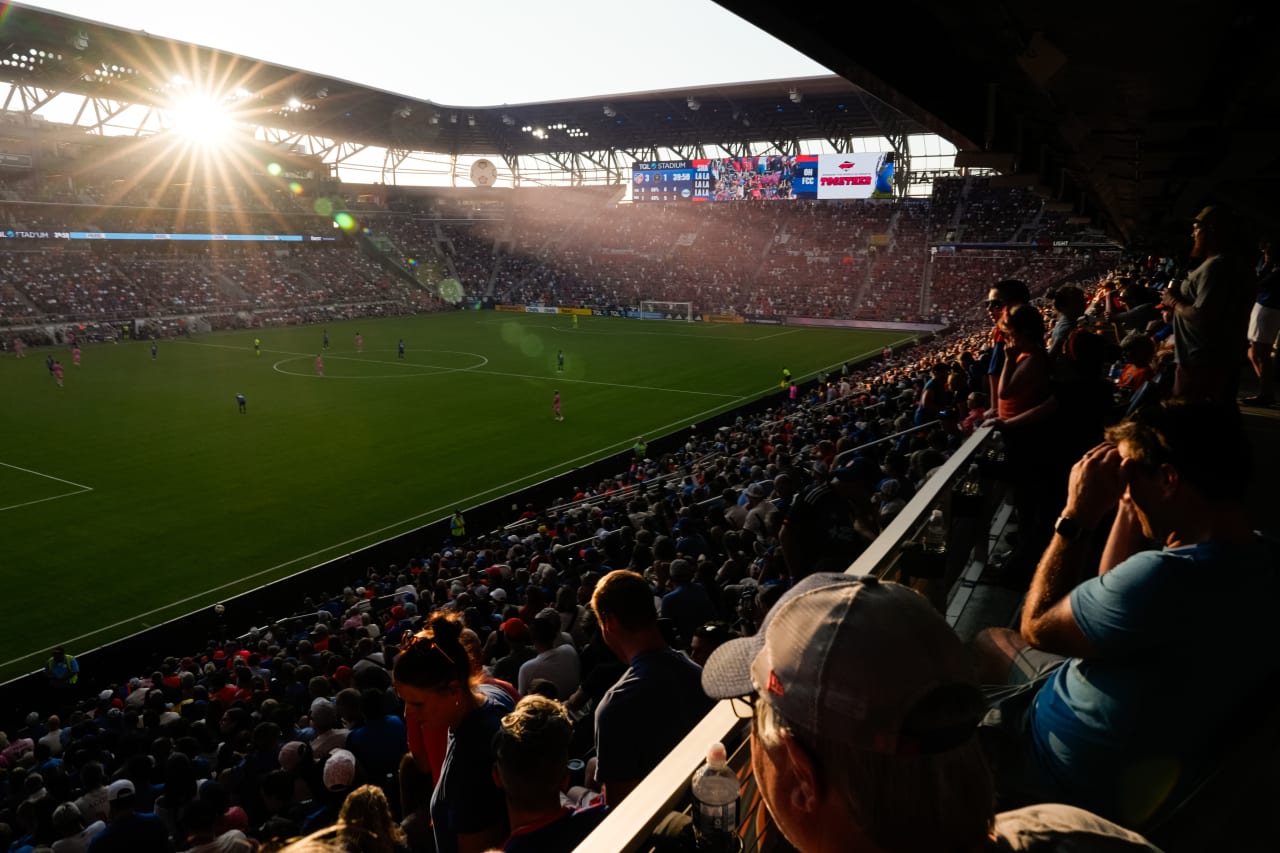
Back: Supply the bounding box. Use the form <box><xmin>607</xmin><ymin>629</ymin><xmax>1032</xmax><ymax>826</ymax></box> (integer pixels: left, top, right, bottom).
<box><xmin>1054</xmin><ymin>515</ymin><xmax>1091</xmax><ymax>541</ymax></box>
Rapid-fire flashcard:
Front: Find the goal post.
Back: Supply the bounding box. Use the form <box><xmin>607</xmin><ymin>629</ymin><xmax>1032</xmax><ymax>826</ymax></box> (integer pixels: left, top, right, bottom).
<box><xmin>638</xmin><ymin>300</ymin><xmax>694</xmax><ymax>321</ymax></box>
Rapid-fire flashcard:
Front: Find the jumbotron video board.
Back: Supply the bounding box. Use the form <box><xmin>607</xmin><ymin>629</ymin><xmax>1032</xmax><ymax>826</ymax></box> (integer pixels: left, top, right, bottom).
<box><xmin>631</xmin><ymin>152</ymin><xmax>895</xmax><ymax>202</ymax></box>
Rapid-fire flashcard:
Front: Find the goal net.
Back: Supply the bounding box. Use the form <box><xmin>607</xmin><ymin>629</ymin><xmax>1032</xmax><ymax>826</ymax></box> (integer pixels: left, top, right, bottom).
<box><xmin>638</xmin><ymin>300</ymin><xmax>694</xmax><ymax>321</ymax></box>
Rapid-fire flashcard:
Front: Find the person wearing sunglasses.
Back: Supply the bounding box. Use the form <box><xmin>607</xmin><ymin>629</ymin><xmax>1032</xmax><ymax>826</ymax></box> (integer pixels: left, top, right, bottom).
<box><xmin>982</xmin><ymin>279</ymin><xmax>1031</xmax><ymax>420</ymax></box>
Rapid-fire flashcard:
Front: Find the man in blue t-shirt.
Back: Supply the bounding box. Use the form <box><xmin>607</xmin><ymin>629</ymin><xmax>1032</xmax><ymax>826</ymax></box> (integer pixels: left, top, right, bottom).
<box><xmin>975</xmin><ymin>401</ymin><xmax>1279</xmax><ymax>826</ymax></box>
<box><xmin>591</xmin><ymin>570</ymin><xmax>714</xmax><ymax>806</ymax></box>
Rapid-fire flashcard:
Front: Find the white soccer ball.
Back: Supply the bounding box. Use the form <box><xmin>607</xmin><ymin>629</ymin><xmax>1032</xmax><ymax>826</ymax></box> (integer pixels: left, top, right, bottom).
<box><xmin>214</xmin><ymin>604</ymin><xmax>226</xmax><ymax>616</ymax></box>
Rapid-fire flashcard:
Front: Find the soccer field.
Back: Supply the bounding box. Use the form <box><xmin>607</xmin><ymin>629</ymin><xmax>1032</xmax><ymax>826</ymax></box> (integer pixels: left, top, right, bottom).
<box><xmin>0</xmin><ymin>312</ymin><xmax>912</xmax><ymax>682</ymax></box>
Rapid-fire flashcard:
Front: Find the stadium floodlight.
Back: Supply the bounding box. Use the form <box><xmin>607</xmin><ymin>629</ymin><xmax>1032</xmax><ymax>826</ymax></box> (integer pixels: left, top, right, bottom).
<box><xmin>171</xmin><ymin>94</ymin><xmax>232</xmax><ymax>144</ymax></box>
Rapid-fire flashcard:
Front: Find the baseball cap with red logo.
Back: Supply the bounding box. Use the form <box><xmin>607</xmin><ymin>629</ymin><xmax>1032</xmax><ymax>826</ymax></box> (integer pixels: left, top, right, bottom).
<box><xmin>701</xmin><ymin>573</ymin><xmax>984</xmax><ymax>755</ymax></box>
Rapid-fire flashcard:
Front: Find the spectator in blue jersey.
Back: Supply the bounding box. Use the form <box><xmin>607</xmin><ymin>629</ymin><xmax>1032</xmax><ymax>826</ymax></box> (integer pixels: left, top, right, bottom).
<box><xmin>494</xmin><ymin>695</ymin><xmax>608</xmax><ymax>852</ymax></box>
<box><xmin>660</xmin><ymin>559</ymin><xmax>717</xmax><ymax>650</ymax></box>
<box><xmin>86</xmin><ymin>780</ymin><xmax>170</xmax><ymax>853</ymax></box>
<box><xmin>975</xmin><ymin>401</ymin><xmax>1280</xmax><ymax>825</ymax></box>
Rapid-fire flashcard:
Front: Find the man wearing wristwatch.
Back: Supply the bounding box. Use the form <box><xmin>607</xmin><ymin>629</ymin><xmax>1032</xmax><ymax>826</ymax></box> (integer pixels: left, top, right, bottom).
<box><xmin>972</xmin><ymin>400</ymin><xmax>1279</xmax><ymax>826</ymax></box>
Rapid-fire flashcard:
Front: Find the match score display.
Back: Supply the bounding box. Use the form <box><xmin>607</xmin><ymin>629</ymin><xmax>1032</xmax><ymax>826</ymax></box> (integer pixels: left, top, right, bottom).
<box><xmin>631</xmin><ymin>152</ymin><xmax>895</xmax><ymax>203</ymax></box>
<box><xmin>631</xmin><ymin>160</ymin><xmax>713</xmax><ymax>202</ymax></box>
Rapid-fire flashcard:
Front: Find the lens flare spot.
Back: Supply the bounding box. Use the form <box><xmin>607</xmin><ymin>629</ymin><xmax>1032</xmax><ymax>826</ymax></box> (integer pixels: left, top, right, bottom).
<box><xmin>334</xmin><ymin>212</ymin><xmax>356</xmax><ymax>231</ymax></box>
<box><xmin>500</xmin><ymin>322</ymin><xmax>524</xmax><ymax>345</ymax></box>
<box><xmin>520</xmin><ymin>336</ymin><xmax>544</xmax><ymax>358</ymax></box>
<box><xmin>312</xmin><ymin>196</ymin><xmax>332</xmax><ymax>214</ymax></box>
<box><xmin>266</xmin><ymin>162</ymin><xmax>283</xmax><ymax>177</ymax></box>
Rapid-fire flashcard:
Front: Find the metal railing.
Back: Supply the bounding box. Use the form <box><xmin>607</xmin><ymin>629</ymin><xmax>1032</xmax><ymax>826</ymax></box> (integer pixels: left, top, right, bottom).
<box><xmin>576</xmin><ymin>425</ymin><xmax>993</xmax><ymax>853</ymax></box>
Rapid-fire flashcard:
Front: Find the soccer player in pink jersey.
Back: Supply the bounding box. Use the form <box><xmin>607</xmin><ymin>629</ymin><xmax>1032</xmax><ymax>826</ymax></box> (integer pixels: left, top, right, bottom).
<box><xmin>315</xmin><ymin>354</ymin><xmax>324</xmax><ymax>377</ymax></box>
<box><xmin>12</xmin><ymin>338</ymin><xmax>24</xmax><ymax>358</ymax></box>
<box><xmin>553</xmin><ymin>390</ymin><xmax>563</xmax><ymax>421</ymax></box>
<box><xmin>72</xmin><ymin>345</ymin><xmax>81</xmax><ymax>366</ymax></box>
<box><xmin>355</xmin><ymin>332</ymin><xmax>363</xmax><ymax>353</ymax></box>
<box><xmin>53</xmin><ymin>360</ymin><xmax>64</xmax><ymax>387</ymax></box>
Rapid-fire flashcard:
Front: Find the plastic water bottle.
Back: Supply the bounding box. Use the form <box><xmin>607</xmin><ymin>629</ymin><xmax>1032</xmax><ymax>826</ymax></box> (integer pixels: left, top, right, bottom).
<box><xmin>952</xmin><ymin>463</ymin><xmax>983</xmax><ymax>518</ymax></box>
<box><xmin>692</xmin><ymin>742</ymin><xmax>739</xmax><ymax>852</ymax></box>
<box><xmin>923</xmin><ymin>508</ymin><xmax>947</xmax><ymax>554</ymax></box>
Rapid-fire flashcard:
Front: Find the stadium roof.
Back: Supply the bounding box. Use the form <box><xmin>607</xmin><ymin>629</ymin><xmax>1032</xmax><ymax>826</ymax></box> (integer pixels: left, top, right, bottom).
<box><xmin>0</xmin><ymin>4</ymin><xmax>925</xmax><ymax>156</ymax></box>
<box><xmin>5</xmin><ymin>2</ymin><xmax>1278</xmax><ymax>243</ymax></box>
<box><xmin>718</xmin><ymin>0</ymin><xmax>1280</xmax><ymax>243</ymax></box>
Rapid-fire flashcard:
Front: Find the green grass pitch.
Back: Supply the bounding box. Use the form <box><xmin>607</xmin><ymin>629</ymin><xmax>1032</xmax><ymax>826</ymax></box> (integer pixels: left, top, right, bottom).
<box><xmin>0</xmin><ymin>312</ymin><xmax>912</xmax><ymax>681</ymax></box>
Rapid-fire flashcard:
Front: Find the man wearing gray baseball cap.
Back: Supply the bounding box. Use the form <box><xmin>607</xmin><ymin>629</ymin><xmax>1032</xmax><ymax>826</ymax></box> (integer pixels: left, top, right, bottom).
<box><xmin>701</xmin><ymin>573</ymin><xmax>1161</xmax><ymax>852</ymax></box>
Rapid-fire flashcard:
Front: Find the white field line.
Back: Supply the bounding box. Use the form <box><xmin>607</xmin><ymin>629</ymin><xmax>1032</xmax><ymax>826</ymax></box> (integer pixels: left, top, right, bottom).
<box><xmin>185</xmin><ymin>340</ymin><xmax>738</xmax><ymax>399</ymax></box>
<box><xmin>475</xmin><ymin>320</ymin><xmax>740</xmax><ymax>340</ymax></box>
<box><xmin>752</xmin><ymin>329</ymin><xmax>800</xmax><ymax>341</ymax></box>
<box><xmin>0</xmin><ymin>340</ymin><xmax>906</xmax><ymax>668</ymax></box>
<box><xmin>0</xmin><ymin>384</ymin><xmax>762</xmax><ymax>669</ymax></box>
<box><xmin>0</xmin><ymin>462</ymin><xmax>93</xmax><ymax>513</ymax></box>
<box><xmin>0</xmin><ymin>461</ymin><xmax>94</xmax><ymax>491</ymax></box>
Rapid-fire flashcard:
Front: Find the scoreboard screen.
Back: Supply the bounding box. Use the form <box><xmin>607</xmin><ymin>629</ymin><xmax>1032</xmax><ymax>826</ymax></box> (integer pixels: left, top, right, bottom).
<box><xmin>631</xmin><ymin>160</ymin><xmax>713</xmax><ymax>202</ymax></box>
<box><xmin>631</xmin><ymin>152</ymin><xmax>894</xmax><ymax>202</ymax></box>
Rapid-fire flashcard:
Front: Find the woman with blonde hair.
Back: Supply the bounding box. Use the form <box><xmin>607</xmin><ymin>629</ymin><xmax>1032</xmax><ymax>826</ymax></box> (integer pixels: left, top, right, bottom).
<box><xmin>337</xmin><ymin>784</ymin><xmax>407</xmax><ymax>853</ymax></box>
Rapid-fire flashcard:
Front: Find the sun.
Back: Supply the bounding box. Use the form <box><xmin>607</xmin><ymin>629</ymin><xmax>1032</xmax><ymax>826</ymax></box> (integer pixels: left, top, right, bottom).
<box><xmin>170</xmin><ymin>94</ymin><xmax>232</xmax><ymax>145</ymax></box>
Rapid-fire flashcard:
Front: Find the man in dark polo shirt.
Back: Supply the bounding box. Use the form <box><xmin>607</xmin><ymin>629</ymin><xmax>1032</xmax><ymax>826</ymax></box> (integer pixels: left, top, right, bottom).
<box><xmin>591</xmin><ymin>570</ymin><xmax>714</xmax><ymax>806</ymax></box>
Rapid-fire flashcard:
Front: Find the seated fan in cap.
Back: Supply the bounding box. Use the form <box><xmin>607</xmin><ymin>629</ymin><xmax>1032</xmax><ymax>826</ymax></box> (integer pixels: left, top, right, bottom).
<box><xmin>701</xmin><ymin>574</ymin><xmax>1162</xmax><ymax>853</ymax></box>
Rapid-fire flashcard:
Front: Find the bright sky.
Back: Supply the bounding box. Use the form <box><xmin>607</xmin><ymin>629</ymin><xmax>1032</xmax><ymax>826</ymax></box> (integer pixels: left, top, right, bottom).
<box><xmin>24</xmin><ymin>0</ymin><xmax>833</xmax><ymax>105</ymax></box>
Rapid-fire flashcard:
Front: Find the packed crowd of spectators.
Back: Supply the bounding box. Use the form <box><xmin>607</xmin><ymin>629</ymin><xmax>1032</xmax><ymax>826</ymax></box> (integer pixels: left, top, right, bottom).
<box><xmin>0</xmin><ymin>293</ymin><xmax>1036</xmax><ymax>851</ymax></box>
<box><xmin>4</xmin><ymin>209</ymin><xmax>1274</xmax><ymax>850</ymax></box>
<box><xmin>477</xmin><ymin>178</ymin><xmax>1112</xmax><ymax>323</ymax></box>
<box><xmin>3</xmin><ymin>171</ymin><xmax>1111</xmax><ymax>342</ymax></box>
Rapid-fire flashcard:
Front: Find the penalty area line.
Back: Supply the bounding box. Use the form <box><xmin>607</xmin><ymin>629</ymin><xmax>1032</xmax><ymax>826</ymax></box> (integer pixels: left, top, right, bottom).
<box><xmin>0</xmin><ymin>462</ymin><xmax>94</xmax><ymax>513</ymax></box>
<box><xmin>0</xmin><ymin>389</ymin><xmax>754</xmax><ymax>670</ymax></box>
